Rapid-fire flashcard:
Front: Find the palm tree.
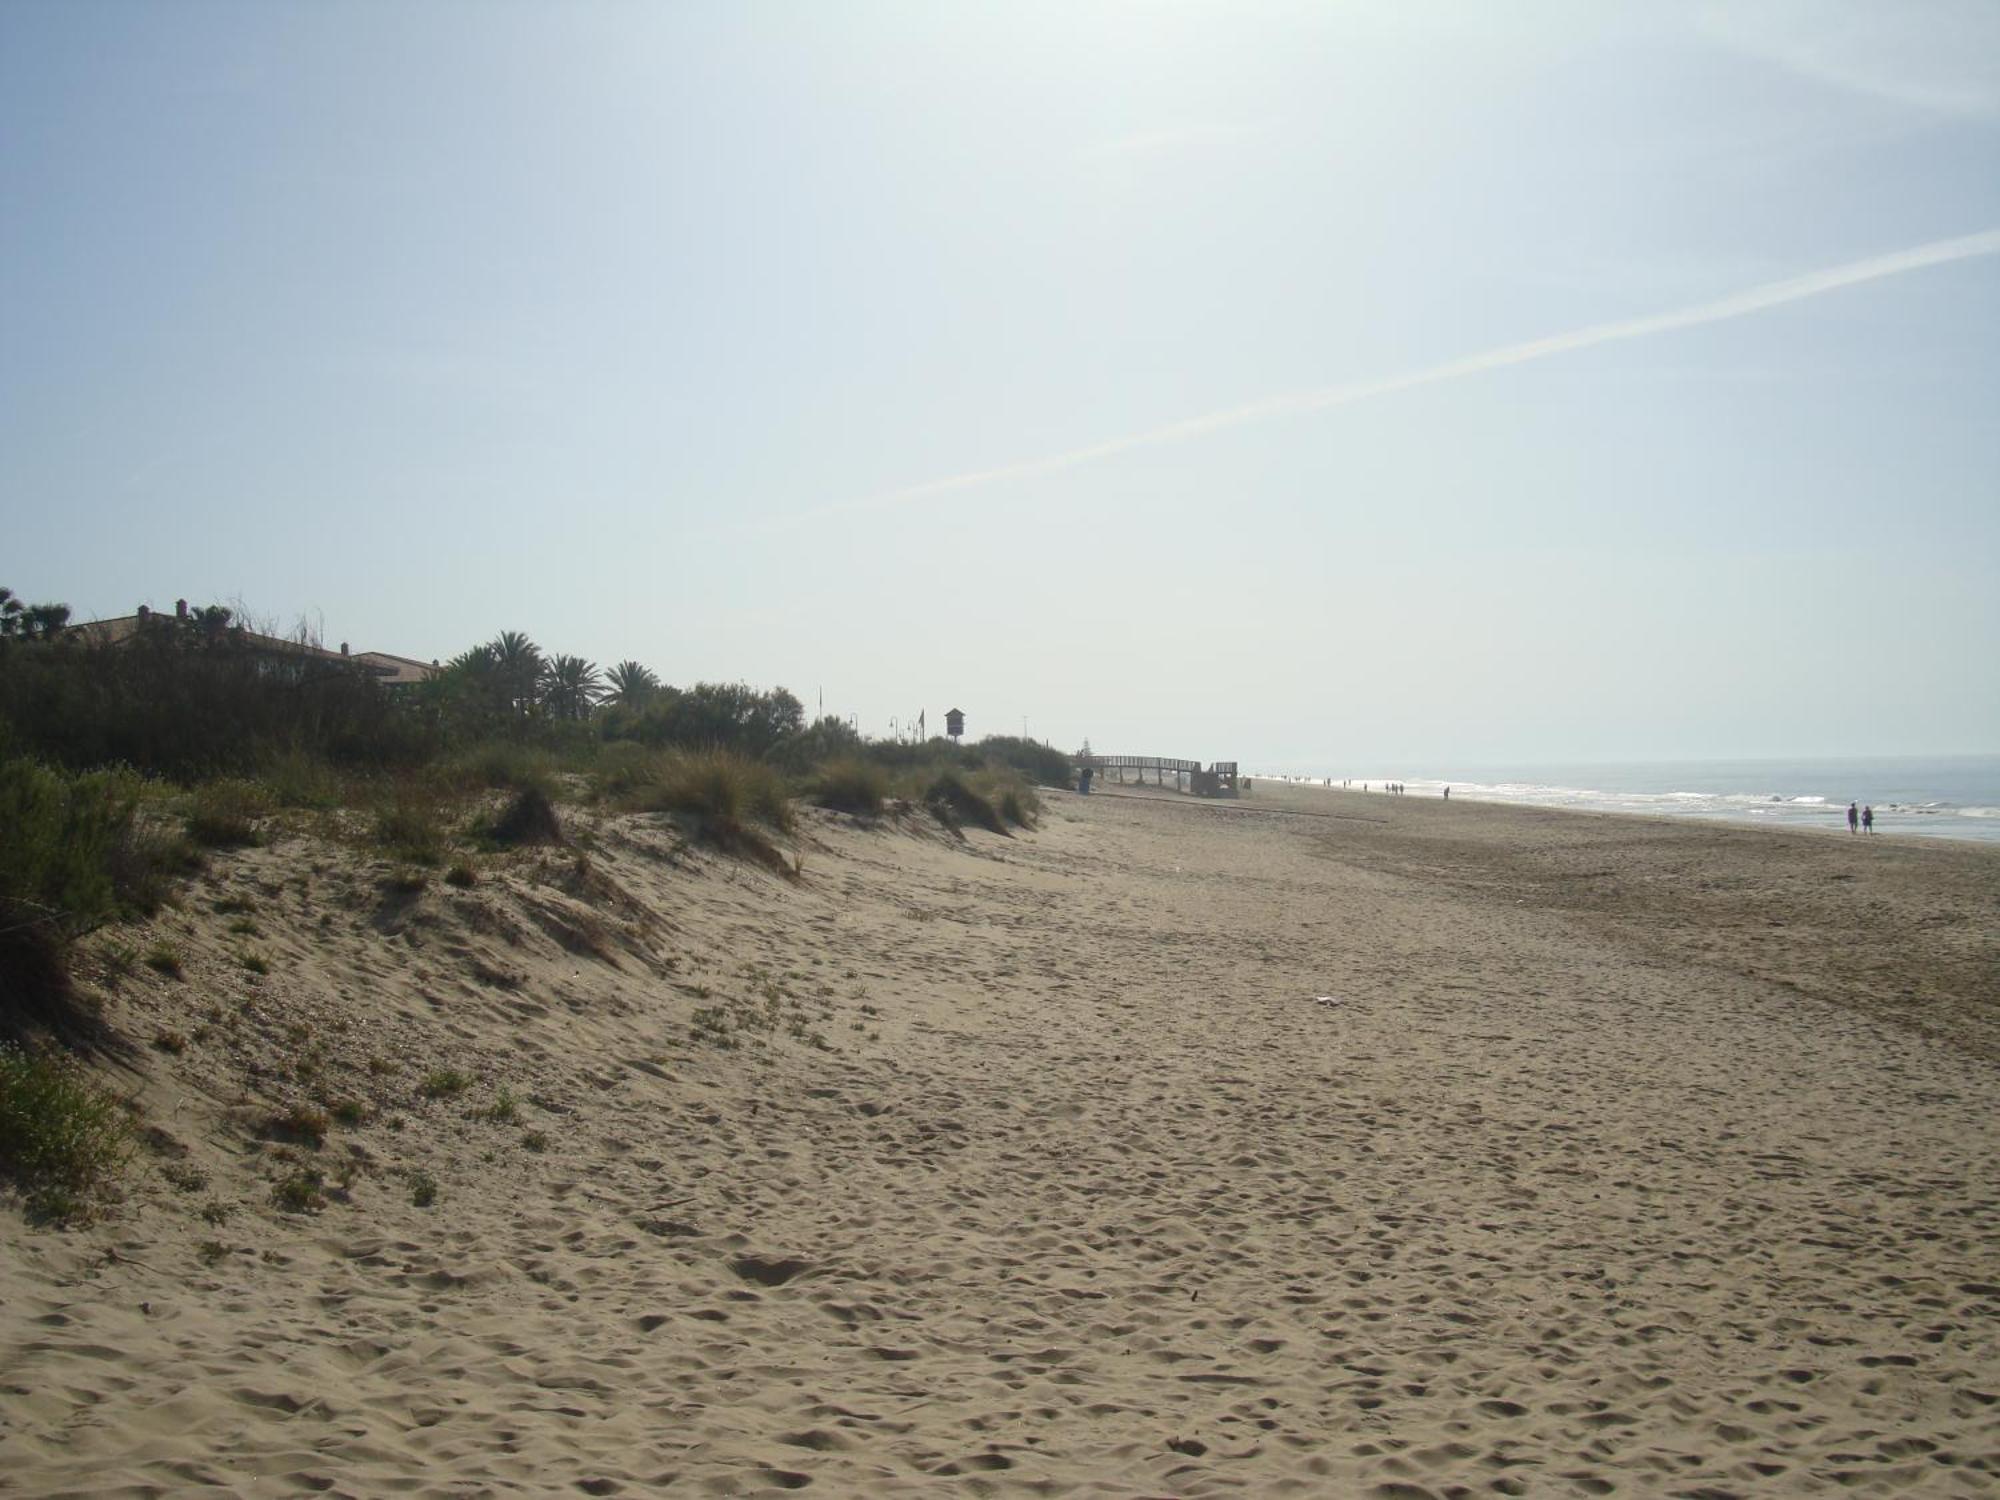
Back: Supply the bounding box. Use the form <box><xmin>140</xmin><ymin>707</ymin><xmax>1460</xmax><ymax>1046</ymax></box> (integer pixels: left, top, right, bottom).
<box><xmin>23</xmin><ymin>602</ymin><xmax>69</xmax><ymax>640</ymax></box>
<box><xmin>603</xmin><ymin>659</ymin><xmax>660</xmax><ymax>707</ymax></box>
<box><xmin>432</xmin><ymin>641</ymin><xmax>507</xmax><ymax>725</ymax></box>
<box><xmin>489</xmin><ymin>631</ymin><xmax>542</xmax><ymax>717</ymax></box>
<box><xmin>540</xmin><ymin>654</ymin><xmax>604</xmax><ymax>722</ymax></box>
<box><xmin>0</xmin><ymin>588</ymin><xmax>67</xmax><ymax>641</ymax></box>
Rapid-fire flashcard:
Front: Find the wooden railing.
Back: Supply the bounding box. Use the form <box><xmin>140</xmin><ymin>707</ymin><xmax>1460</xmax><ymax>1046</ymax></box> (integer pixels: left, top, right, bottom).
<box><xmin>1081</xmin><ymin>756</ymin><xmax>1241</xmax><ymax>797</ymax></box>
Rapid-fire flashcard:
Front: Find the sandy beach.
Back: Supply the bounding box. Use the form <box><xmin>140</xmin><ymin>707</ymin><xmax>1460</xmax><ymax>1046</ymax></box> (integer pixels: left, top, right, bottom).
<box><xmin>3</xmin><ymin>782</ymin><xmax>1996</xmax><ymax>1497</ymax></box>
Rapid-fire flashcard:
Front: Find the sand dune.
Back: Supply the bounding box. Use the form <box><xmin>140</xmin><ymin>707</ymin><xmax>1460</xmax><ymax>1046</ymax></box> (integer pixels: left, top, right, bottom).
<box><xmin>3</xmin><ymin>784</ymin><xmax>1996</xmax><ymax>1496</ymax></box>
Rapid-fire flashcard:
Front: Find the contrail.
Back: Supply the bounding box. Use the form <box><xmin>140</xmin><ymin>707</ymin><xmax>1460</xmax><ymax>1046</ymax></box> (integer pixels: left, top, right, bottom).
<box><xmin>776</xmin><ymin>227</ymin><xmax>2000</xmax><ymax>527</ymax></box>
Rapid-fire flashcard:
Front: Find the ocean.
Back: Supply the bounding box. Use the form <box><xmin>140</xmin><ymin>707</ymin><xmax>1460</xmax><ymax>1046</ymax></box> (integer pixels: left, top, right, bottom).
<box><xmin>1260</xmin><ymin>755</ymin><xmax>2000</xmax><ymax>845</ymax></box>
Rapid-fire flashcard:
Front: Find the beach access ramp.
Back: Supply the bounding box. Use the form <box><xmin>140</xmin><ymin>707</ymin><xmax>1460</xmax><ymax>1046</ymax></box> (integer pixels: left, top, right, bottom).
<box><xmin>1087</xmin><ymin>755</ymin><xmax>1241</xmax><ymax>797</ymax></box>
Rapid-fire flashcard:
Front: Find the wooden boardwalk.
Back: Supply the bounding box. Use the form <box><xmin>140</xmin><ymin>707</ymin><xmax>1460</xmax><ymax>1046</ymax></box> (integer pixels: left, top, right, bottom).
<box><xmin>1085</xmin><ymin>755</ymin><xmax>1241</xmax><ymax>797</ymax></box>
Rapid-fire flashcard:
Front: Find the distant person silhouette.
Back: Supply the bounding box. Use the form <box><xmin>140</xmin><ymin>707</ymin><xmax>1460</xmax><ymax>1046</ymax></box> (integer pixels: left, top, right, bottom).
<box><xmin>1862</xmin><ymin>804</ymin><xmax>1874</xmax><ymax>834</ymax></box>
<box><xmin>1444</xmin><ymin>786</ymin><xmax>1450</xmax><ymax>800</ymax></box>
<box><xmin>1848</xmin><ymin>801</ymin><xmax>1859</xmax><ymax>833</ymax></box>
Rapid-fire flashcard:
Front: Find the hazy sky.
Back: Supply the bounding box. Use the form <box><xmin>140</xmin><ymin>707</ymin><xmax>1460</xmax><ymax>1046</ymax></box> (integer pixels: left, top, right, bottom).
<box><xmin>4</xmin><ymin>1</ymin><xmax>1996</xmax><ymax>768</ymax></box>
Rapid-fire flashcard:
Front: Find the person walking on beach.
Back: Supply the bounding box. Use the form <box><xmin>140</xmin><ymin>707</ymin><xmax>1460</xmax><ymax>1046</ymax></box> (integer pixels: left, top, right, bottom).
<box><xmin>1848</xmin><ymin>801</ymin><xmax>1859</xmax><ymax>833</ymax></box>
<box><xmin>1444</xmin><ymin>785</ymin><xmax>1450</xmax><ymax>800</ymax></box>
<box><xmin>1863</xmin><ymin>804</ymin><xmax>1874</xmax><ymax>834</ymax></box>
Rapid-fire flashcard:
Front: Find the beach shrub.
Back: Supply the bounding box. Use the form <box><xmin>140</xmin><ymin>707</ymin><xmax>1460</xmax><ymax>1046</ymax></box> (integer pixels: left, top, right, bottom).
<box><xmin>0</xmin><ymin>758</ymin><xmax>173</xmax><ymax>1048</ymax></box>
<box><xmin>657</xmin><ymin>750</ymin><xmax>794</xmax><ymax>870</ymax></box>
<box><xmin>964</xmin><ymin>766</ymin><xmax>1039</xmax><ymax>828</ymax></box>
<box><xmin>588</xmin><ymin>740</ymin><xmax>659</xmax><ymax>803</ymax></box>
<box><xmin>599</xmin><ymin>681</ymin><xmax>805</xmax><ymax>760</ymax></box>
<box><xmin>373</xmin><ymin>782</ymin><xmax>450</xmax><ymax>866</ymax></box>
<box><xmin>268</xmin><ymin>1103</ymin><xmax>330</xmax><ymax>1148</ymax></box>
<box><xmin>807</xmin><ymin>758</ymin><xmax>889</xmax><ymax>817</ymax></box>
<box><xmin>185</xmin><ymin>777</ymin><xmax>270</xmax><ymax>847</ymax></box>
<box><xmin>0</xmin><ymin>620</ymin><xmax>435</xmax><ymax>781</ymax></box>
<box><xmin>420</xmin><ymin>1068</ymin><xmax>472</xmax><ymax>1099</ymax></box>
<box><xmin>609</xmin><ymin>748</ymin><xmax>796</xmax><ymax>842</ymax></box>
<box><xmin>769</xmin><ymin>714</ymin><xmax>867</xmax><ymax>773</ymax></box>
<box><xmin>487</xmin><ymin>784</ymin><xmax>564</xmax><ymax>847</ymax></box>
<box><xmin>0</xmin><ymin>1041</ymin><xmax>133</xmax><ymax>1222</ymax></box>
<box><xmin>995</xmin><ymin>781</ymin><xmax>1037</xmax><ymax>828</ymax></box>
<box><xmin>972</xmin><ymin>735</ymin><xmax>1072</xmax><ymax>788</ymax></box>
<box><xmin>142</xmin><ymin>941</ymin><xmax>184</xmax><ymax>979</ymax></box>
<box><xmin>923</xmin><ymin>770</ymin><xmax>1008</xmax><ymax>836</ymax></box>
<box><xmin>259</xmin><ymin>749</ymin><xmax>344</xmax><ymax>810</ymax></box>
<box><xmin>0</xmin><ymin>759</ymin><xmax>140</xmax><ymax>928</ymax></box>
<box><xmin>445</xmin><ymin>740</ymin><xmax>559</xmax><ymax>797</ymax></box>
<box><xmin>271</xmin><ymin>1167</ymin><xmax>326</xmax><ymax>1213</ymax></box>
<box><xmin>863</xmin><ymin>736</ymin><xmax>982</xmax><ymax>774</ymax></box>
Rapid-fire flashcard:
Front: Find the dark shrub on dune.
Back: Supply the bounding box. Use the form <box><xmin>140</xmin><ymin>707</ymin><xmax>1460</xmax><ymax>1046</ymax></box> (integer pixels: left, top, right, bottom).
<box><xmin>0</xmin><ymin>759</ymin><xmax>165</xmax><ymax>1051</ymax></box>
<box><xmin>185</xmin><ymin>778</ymin><xmax>270</xmax><ymax>848</ymax></box>
<box><xmin>924</xmin><ymin>770</ymin><xmax>1009</xmax><ymax>836</ymax></box>
<box><xmin>599</xmin><ymin>682</ymin><xmax>805</xmax><ymax>760</ymax></box>
<box><xmin>0</xmin><ymin>626</ymin><xmax>434</xmax><ymax>781</ymax></box>
<box><xmin>971</xmin><ymin>735</ymin><xmax>1072</xmax><ymax>788</ymax></box>
<box><xmin>489</xmin><ymin>784</ymin><xmax>564</xmax><ymax>846</ymax></box>
<box><xmin>770</xmin><ymin>715</ymin><xmax>867</xmax><ymax>773</ymax></box>
<box><xmin>809</xmin><ymin>759</ymin><xmax>889</xmax><ymax>816</ymax></box>
<box><xmin>602</xmin><ymin>748</ymin><xmax>795</xmax><ymax>873</ymax></box>
<box><xmin>0</xmin><ymin>1041</ymin><xmax>134</xmax><ymax>1223</ymax></box>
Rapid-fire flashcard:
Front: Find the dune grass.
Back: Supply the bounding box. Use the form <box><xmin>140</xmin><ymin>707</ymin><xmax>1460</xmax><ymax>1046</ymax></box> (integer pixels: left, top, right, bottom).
<box><xmin>444</xmin><ymin>741</ymin><xmax>562</xmax><ymax>797</ymax></box>
<box><xmin>598</xmin><ymin>747</ymin><xmax>795</xmax><ymax>869</ymax></box>
<box><xmin>184</xmin><ymin>777</ymin><xmax>271</xmax><ymax>847</ymax></box>
<box><xmin>0</xmin><ymin>1042</ymin><xmax>133</xmax><ymax>1222</ymax></box>
<box><xmin>0</xmin><ymin>757</ymin><xmax>197</xmax><ymax>1049</ymax></box>
<box><xmin>487</xmin><ymin>784</ymin><xmax>565</xmax><ymax>846</ymax></box>
<box><xmin>921</xmin><ymin>769</ymin><xmax>1009</xmax><ymax>836</ymax></box>
<box><xmin>260</xmin><ymin>749</ymin><xmax>346</xmax><ymax>810</ymax></box>
<box><xmin>807</xmin><ymin>758</ymin><xmax>889</xmax><ymax>817</ymax></box>
<box><xmin>373</xmin><ymin>781</ymin><xmax>452</xmax><ymax>866</ymax></box>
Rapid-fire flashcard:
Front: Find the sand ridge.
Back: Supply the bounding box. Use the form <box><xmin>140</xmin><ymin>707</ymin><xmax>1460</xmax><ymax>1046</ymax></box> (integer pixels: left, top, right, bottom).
<box><xmin>2</xmin><ymin>785</ymin><xmax>1996</xmax><ymax>1496</ymax></box>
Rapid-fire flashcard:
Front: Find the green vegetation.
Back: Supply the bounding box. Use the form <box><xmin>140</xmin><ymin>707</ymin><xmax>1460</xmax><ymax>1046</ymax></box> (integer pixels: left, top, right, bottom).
<box><xmin>444</xmin><ymin>740</ymin><xmax>557</xmax><ymax>796</ymax></box>
<box><xmin>600</xmin><ymin>747</ymin><xmax>795</xmax><ymax>869</ymax></box>
<box><xmin>420</xmin><ymin>1068</ymin><xmax>473</xmax><ymax>1099</ymax></box>
<box><xmin>808</xmin><ymin>758</ymin><xmax>890</xmax><ymax>816</ymax></box>
<box><xmin>487</xmin><ymin>784</ymin><xmax>564</xmax><ymax>847</ymax></box>
<box><xmin>923</xmin><ymin>769</ymin><xmax>1009</xmax><ymax>836</ymax></box>
<box><xmin>374</xmin><ymin>782</ymin><xmax>450</xmax><ymax>866</ymax></box>
<box><xmin>160</xmin><ymin>1159</ymin><xmax>207</xmax><ymax>1192</ymax></box>
<box><xmin>142</xmin><ymin>941</ymin><xmax>185</xmax><ymax>978</ymax></box>
<box><xmin>260</xmin><ymin>749</ymin><xmax>344</xmax><ymax>810</ymax></box>
<box><xmin>268</xmin><ymin>1103</ymin><xmax>330</xmax><ymax>1147</ymax></box>
<box><xmin>1</xmin><ymin>584</ymin><xmax>1076</xmax><ymax>1146</ymax></box>
<box><xmin>0</xmin><ymin>1042</ymin><xmax>133</xmax><ymax>1221</ymax></box>
<box><xmin>184</xmin><ymin>778</ymin><xmax>270</xmax><ymax>847</ymax></box>
<box><xmin>272</xmin><ymin>1167</ymin><xmax>326</xmax><ymax>1213</ymax></box>
<box><xmin>0</xmin><ymin>757</ymin><xmax>195</xmax><ymax>1046</ymax></box>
